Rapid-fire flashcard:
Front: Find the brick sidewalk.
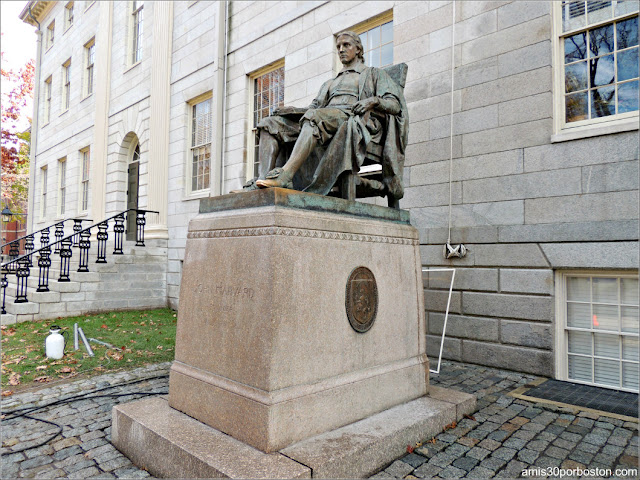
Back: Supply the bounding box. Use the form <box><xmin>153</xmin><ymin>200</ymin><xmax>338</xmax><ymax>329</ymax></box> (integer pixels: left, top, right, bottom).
<box><xmin>1</xmin><ymin>361</ymin><xmax>637</xmax><ymax>479</ymax></box>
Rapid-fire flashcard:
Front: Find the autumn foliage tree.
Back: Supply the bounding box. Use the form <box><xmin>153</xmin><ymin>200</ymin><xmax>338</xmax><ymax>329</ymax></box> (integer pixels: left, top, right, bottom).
<box><xmin>1</xmin><ymin>47</ymin><xmax>34</xmax><ymax>218</ymax></box>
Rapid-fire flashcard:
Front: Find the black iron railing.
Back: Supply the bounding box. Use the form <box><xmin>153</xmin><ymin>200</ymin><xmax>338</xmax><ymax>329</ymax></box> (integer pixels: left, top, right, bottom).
<box><xmin>1</xmin><ymin>209</ymin><xmax>159</xmax><ymax>314</ymax></box>
<box><xmin>1</xmin><ymin>218</ymin><xmax>93</xmax><ymax>266</ymax></box>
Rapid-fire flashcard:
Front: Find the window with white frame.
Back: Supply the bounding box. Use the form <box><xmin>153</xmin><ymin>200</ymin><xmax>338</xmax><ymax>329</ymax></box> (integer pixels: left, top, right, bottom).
<box><xmin>557</xmin><ymin>271</ymin><xmax>639</xmax><ymax>393</ymax></box>
<box><xmin>44</xmin><ymin>76</ymin><xmax>52</xmax><ymax>124</ymax></box>
<box><xmin>62</xmin><ymin>59</ymin><xmax>71</xmax><ymax>112</ymax></box>
<box><xmin>80</xmin><ymin>148</ymin><xmax>90</xmax><ymax>211</ymax></box>
<box><xmin>84</xmin><ymin>38</ymin><xmax>95</xmax><ymax>97</ymax></box>
<box><xmin>248</xmin><ymin>62</ymin><xmax>284</xmax><ymax>180</ymax></box>
<box><xmin>354</xmin><ymin>13</ymin><xmax>394</xmax><ymax>68</ymax></box>
<box><xmin>40</xmin><ymin>166</ymin><xmax>48</xmax><ymax>218</ymax></box>
<box><xmin>58</xmin><ymin>158</ymin><xmax>67</xmax><ymax>216</ymax></box>
<box><xmin>64</xmin><ymin>2</ymin><xmax>74</xmax><ymax>30</ymax></box>
<box><xmin>190</xmin><ymin>96</ymin><xmax>212</xmax><ymax>193</ymax></box>
<box><xmin>46</xmin><ymin>21</ymin><xmax>55</xmax><ymax>50</ymax></box>
<box><xmin>130</xmin><ymin>1</ymin><xmax>144</xmax><ymax>65</ymax></box>
<box><xmin>558</xmin><ymin>1</ymin><xmax>639</xmax><ymax>129</ymax></box>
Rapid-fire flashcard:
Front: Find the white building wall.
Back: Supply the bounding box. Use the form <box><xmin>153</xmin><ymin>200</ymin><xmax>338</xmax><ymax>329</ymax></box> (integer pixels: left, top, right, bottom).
<box><xmin>23</xmin><ymin>1</ymin><xmax>639</xmax><ymax>378</ymax></box>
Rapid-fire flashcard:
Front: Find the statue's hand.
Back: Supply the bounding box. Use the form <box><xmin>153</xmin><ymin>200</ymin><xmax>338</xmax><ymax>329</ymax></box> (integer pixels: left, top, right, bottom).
<box><xmin>352</xmin><ymin>97</ymin><xmax>379</xmax><ymax>115</ymax></box>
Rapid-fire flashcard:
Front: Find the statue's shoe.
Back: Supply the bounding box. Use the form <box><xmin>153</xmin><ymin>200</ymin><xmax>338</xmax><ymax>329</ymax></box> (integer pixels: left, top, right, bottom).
<box><xmin>255</xmin><ymin>168</ymin><xmax>294</xmax><ymax>189</ymax></box>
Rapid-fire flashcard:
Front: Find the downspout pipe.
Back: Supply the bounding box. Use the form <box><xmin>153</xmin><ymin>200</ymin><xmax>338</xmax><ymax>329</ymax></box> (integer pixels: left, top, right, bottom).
<box><xmin>219</xmin><ymin>0</ymin><xmax>229</xmax><ymax>194</ymax></box>
<box><xmin>26</xmin><ymin>4</ymin><xmax>42</xmax><ymax>234</ymax></box>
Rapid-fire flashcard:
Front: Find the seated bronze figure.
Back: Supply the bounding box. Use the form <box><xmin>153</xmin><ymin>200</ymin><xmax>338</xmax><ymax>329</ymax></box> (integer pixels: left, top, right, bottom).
<box><xmin>243</xmin><ymin>30</ymin><xmax>408</xmax><ymax>208</ymax></box>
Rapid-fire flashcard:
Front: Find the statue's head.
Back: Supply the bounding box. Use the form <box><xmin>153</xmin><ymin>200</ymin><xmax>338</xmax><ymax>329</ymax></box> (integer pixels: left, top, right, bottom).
<box><xmin>336</xmin><ymin>31</ymin><xmax>364</xmax><ymax>63</ymax></box>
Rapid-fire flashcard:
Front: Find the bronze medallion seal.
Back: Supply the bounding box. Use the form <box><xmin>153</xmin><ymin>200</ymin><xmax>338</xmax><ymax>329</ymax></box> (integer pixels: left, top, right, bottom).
<box><xmin>345</xmin><ymin>266</ymin><xmax>378</xmax><ymax>333</ymax></box>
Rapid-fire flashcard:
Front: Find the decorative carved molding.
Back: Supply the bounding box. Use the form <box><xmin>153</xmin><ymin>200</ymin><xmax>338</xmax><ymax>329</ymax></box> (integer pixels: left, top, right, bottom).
<box><xmin>187</xmin><ymin>227</ymin><xmax>417</xmax><ymax>245</ymax></box>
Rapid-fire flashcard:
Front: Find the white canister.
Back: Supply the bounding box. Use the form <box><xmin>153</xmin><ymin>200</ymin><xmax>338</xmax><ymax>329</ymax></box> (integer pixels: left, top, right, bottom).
<box><xmin>45</xmin><ymin>326</ymin><xmax>66</xmax><ymax>359</ymax></box>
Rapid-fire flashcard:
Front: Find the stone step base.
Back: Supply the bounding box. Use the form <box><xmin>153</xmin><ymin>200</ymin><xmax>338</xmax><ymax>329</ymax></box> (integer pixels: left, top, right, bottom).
<box><xmin>1</xmin><ymin>239</ymin><xmax>168</xmax><ymax>324</ymax></box>
<box><xmin>112</xmin><ymin>386</ymin><xmax>475</xmax><ymax>479</ymax></box>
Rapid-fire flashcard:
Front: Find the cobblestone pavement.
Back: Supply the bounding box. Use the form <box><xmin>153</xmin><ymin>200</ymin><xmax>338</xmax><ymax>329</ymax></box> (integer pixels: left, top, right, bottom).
<box><xmin>1</xmin><ymin>361</ymin><xmax>638</xmax><ymax>479</ymax></box>
<box><xmin>372</xmin><ymin>362</ymin><xmax>639</xmax><ymax>479</ymax></box>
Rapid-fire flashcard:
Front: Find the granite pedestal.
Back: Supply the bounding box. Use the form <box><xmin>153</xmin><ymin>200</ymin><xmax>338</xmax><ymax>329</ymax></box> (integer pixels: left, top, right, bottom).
<box><xmin>112</xmin><ymin>189</ymin><xmax>476</xmax><ymax>478</ymax></box>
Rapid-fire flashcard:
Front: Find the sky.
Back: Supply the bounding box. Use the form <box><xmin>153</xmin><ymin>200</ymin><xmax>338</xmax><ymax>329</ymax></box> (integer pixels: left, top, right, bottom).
<box><xmin>1</xmin><ymin>1</ymin><xmax>37</xmax><ymax>71</ymax></box>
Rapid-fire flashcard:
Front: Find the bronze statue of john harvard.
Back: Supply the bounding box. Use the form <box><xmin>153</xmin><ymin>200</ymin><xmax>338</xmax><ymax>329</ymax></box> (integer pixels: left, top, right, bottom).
<box><xmin>242</xmin><ymin>31</ymin><xmax>408</xmax><ymax>205</ymax></box>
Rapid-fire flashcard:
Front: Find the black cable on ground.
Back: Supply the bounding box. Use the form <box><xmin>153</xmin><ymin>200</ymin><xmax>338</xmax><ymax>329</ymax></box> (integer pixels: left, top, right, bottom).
<box><xmin>1</xmin><ymin>374</ymin><xmax>169</xmax><ymax>456</ymax></box>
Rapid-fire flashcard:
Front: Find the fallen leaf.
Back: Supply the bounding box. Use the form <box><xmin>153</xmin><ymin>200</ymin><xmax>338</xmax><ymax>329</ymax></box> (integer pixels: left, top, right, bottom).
<box><xmin>36</xmin><ymin>365</ymin><xmax>47</xmax><ymax>370</ymax></box>
<box><xmin>59</xmin><ymin>367</ymin><xmax>75</xmax><ymax>373</ymax></box>
<box><xmin>2</xmin><ymin>438</ymin><xmax>18</xmax><ymax>447</ymax></box>
<box><xmin>2</xmin><ymin>327</ymin><xmax>16</xmax><ymax>337</ymax></box>
<box><xmin>416</xmin><ymin>442</ymin><xmax>423</xmax><ymax>448</ymax></box>
<box><xmin>429</xmin><ymin>437</ymin><xmax>436</xmax><ymax>444</ymax></box>
<box><xmin>101</xmin><ymin>324</ymin><xmax>108</xmax><ymax>329</ymax></box>
<box><xmin>1</xmin><ymin>390</ymin><xmax>14</xmax><ymax>397</ymax></box>
<box><xmin>34</xmin><ymin>376</ymin><xmax>51</xmax><ymax>383</ymax></box>
<box><xmin>6</xmin><ymin>355</ymin><xmax>27</xmax><ymax>365</ymax></box>
<box><xmin>464</xmin><ymin>414</ymin><xmax>476</xmax><ymax>421</ymax></box>
<box><xmin>156</xmin><ymin>345</ymin><xmax>163</xmax><ymax>350</ymax></box>
<box><xmin>406</xmin><ymin>444</ymin><xmax>414</xmax><ymax>453</ymax></box>
<box><xmin>8</xmin><ymin>374</ymin><xmax>21</xmax><ymax>386</ymax></box>
<box><xmin>443</xmin><ymin>421</ymin><xmax>457</xmax><ymax>432</ymax></box>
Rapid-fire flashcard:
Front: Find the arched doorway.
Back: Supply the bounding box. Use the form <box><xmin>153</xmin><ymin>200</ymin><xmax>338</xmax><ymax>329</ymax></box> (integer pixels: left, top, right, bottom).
<box><xmin>126</xmin><ymin>141</ymin><xmax>140</xmax><ymax>241</ymax></box>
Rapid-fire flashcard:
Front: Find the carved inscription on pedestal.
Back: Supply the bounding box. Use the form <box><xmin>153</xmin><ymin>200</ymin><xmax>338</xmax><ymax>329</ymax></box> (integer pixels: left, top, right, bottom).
<box><xmin>345</xmin><ymin>267</ymin><xmax>378</xmax><ymax>333</ymax></box>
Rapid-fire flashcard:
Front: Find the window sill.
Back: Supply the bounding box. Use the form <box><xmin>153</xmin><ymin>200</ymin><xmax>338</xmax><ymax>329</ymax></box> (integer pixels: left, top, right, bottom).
<box><xmin>81</xmin><ymin>93</ymin><xmax>93</xmax><ymax>103</ymax></box>
<box><xmin>59</xmin><ymin>109</ymin><xmax>69</xmax><ymax>117</ymax></box>
<box><xmin>182</xmin><ymin>190</ymin><xmax>210</xmax><ymax>202</ymax></box>
<box><xmin>63</xmin><ymin>25</ymin><xmax>73</xmax><ymax>35</ymax></box>
<box><xmin>124</xmin><ymin>61</ymin><xmax>141</xmax><ymax>74</ymax></box>
<box><xmin>552</xmin><ymin>117</ymin><xmax>639</xmax><ymax>143</ymax></box>
<box><xmin>45</xmin><ymin>45</ymin><xmax>53</xmax><ymax>53</ymax></box>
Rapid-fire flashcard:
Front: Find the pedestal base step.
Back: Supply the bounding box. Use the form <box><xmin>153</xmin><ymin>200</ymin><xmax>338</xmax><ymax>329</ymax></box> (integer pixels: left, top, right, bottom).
<box><xmin>112</xmin><ymin>387</ymin><xmax>475</xmax><ymax>479</ymax></box>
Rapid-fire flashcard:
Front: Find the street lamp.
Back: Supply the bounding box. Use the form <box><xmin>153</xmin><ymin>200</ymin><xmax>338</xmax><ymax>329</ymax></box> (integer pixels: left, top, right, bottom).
<box><xmin>1</xmin><ymin>206</ymin><xmax>13</xmax><ymax>223</ymax></box>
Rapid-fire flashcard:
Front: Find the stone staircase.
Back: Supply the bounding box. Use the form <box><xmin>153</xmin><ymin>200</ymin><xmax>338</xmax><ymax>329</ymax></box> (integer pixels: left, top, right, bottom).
<box><xmin>1</xmin><ymin>239</ymin><xmax>167</xmax><ymax>325</ymax></box>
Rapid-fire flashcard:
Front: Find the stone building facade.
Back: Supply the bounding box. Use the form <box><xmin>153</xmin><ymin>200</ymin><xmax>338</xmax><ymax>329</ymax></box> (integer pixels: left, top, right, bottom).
<box><xmin>21</xmin><ymin>1</ymin><xmax>639</xmax><ymax>391</ymax></box>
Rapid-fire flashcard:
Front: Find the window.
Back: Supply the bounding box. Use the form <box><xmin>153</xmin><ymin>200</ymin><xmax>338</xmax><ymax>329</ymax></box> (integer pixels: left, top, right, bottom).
<box><xmin>44</xmin><ymin>76</ymin><xmax>52</xmax><ymax>124</ymax></box>
<box><xmin>557</xmin><ymin>1</ymin><xmax>639</xmax><ymax>129</ymax></box>
<box><xmin>351</xmin><ymin>11</ymin><xmax>394</xmax><ymax>68</ymax></box>
<box><xmin>556</xmin><ymin>271</ymin><xmax>639</xmax><ymax>393</ymax></box>
<box><xmin>189</xmin><ymin>96</ymin><xmax>212</xmax><ymax>192</ymax></box>
<box><xmin>248</xmin><ymin>62</ymin><xmax>285</xmax><ymax>179</ymax></box>
<box><xmin>46</xmin><ymin>21</ymin><xmax>55</xmax><ymax>49</ymax></box>
<box><xmin>41</xmin><ymin>166</ymin><xmax>48</xmax><ymax>218</ymax></box>
<box><xmin>58</xmin><ymin>158</ymin><xmax>67</xmax><ymax>216</ymax></box>
<box><xmin>62</xmin><ymin>59</ymin><xmax>71</xmax><ymax>112</ymax></box>
<box><xmin>131</xmin><ymin>1</ymin><xmax>144</xmax><ymax>64</ymax></box>
<box><xmin>64</xmin><ymin>2</ymin><xmax>74</xmax><ymax>30</ymax></box>
<box><xmin>80</xmin><ymin>148</ymin><xmax>90</xmax><ymax>211</ymax></box>
<box><xmin>84</xmin><ymin>38</ymin><xmax>95</xmax><ymax>97</ymax></box>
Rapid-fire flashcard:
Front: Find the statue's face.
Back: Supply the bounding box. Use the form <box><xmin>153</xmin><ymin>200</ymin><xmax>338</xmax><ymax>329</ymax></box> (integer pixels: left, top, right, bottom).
<box><xmin>336</xmin><ymin>35</ymin><xmax>360</xmax><ymax>65</ymax></box>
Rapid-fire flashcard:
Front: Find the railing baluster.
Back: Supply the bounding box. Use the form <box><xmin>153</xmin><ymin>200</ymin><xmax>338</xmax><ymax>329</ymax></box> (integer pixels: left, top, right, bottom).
<box><xmin>136</xmin><ymin>211</ymin><xmax>146</xmax><ymax>247</ymax></box>
<box><xmin>96</xmin><ymin>222</ymin><xmax>108</xmax><ymax>263</ymax></box>
<box><xmin>8</xmin><ymin>240</ymin><xmax>19</xmax><ymax>271</ymax></box>
<box><xmin>37</xmin><ymin>245</ymin><xmax>51</xmax><ymax>292</ymax></box>
<box><xmin>40</xmin><ymin>227</ymin><xmax>50</xmax><ymax>249</ymax></box>
<box><xmin>15</xmin><ymin>256</ymin><xmax>30</xmax><ymax>303</ymax></box>
<box><xmin>1</xmin><ymin>270</ymin><xmax>7</xmax><ymax>314</ymax></box>
<box><xmin>58</xmin><ymin>237</ymin><xmax>73</xmax><ymax>282</ymax></box>
<box><xmin>77</xmin><ymin>228</ymin><xmax>91</xmax><ymax>272</ymax></box>
<box><xmin>113</xmin><ymin>214</ymin><xmax>125</xmax><ymax>254</ymax></box>
<box><xmin>72</xmin><ymin>219</ymin><xmax>83</xmax><ymax>246</ymax></box>
<box><xmin>24</xmin><ymin>235</ymin><xmax>35</xmax><ymax>267</ymax></box>
<box><xmin>54</xmin><ymin>222</ymin><xmax>65</xmax><ymax>253</ymax></box>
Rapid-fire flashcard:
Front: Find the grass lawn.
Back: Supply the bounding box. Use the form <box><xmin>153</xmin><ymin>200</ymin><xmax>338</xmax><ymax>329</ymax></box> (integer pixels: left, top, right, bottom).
<box><xmin>1</xmin><ymin>308</ymin><xmax>177</xmax><ymax>394</ymax></box>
